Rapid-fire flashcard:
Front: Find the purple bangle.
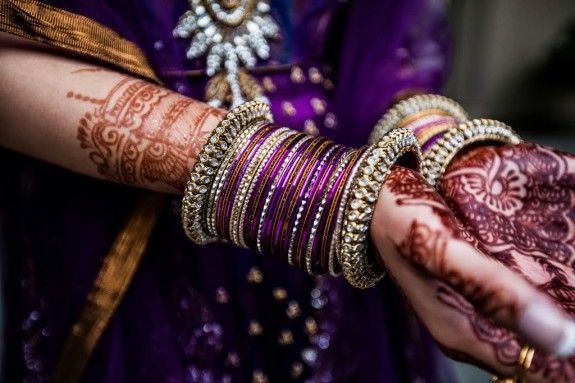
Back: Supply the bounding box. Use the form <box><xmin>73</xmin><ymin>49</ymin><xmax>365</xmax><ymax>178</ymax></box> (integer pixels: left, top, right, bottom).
<box><xmin>421</xmin><ymin>132</ymin><xmax>446</xmax><ymax>153</ymax></box>
<box><xmin>246</xmin><ymin>133</ymin><xmax>302</xmax><ymax>249</ymax></box>
<box><xmin>294</xmin><ymin>146</ymin><xmax>346</xmax><ymax>271</ymax></box>
<box><xmin>289</xmin><ymin>145</ymin><xmax>344</xmax><ymax>268</ymax></box>
<box><xmin>271</xmin><ymin>138</ymin><xmax>328</xmax><ymax>261</ymax></box>
<box><xmin>307</xmin><ymin>148</ymin><xmax>349</xmax><ymax>273</ymax></box>
<box><xmin>411</xmin><ymin>116</ymin><xmax>457</xmax><ymax>136</ymax></box>
<box><xmin>281</xmin><ymin>141</ymin><xmax>336</xmax><ymax>266</ymax></box>
<box><xmin>313</xmin><ymin>149</ymin><xmax>356</xmax><ymax>273</ymax></box>
<box><xmin>254</xmin><ymin>135</ymin><xmax>311</xmax><ymax>253</ymax></box>
<box><xmin>216</xmin><ymin>124</ymin><xmax>275</xmax><ymax>239</ymax></box>
<box><xmin>260</xmin><ymin>136</ymin><xmax>314</xmax><ymax>256</ymax></box>
<box><xmin>240</xmin><ymin>129</ymin><xmax>296</xmax><ymax>247</ymax></box>
<box><xmin>223</xmin><ymin>125</ymin><xmax>279</xmax><ymax>240</ymax></box>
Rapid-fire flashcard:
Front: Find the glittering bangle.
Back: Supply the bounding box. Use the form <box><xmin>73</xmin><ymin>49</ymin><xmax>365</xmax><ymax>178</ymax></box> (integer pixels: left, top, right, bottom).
<box><xmin>328</xmin><ymin>148</ymin><xmax>368</xmax><ymax>276</ymax></box>
<box><xmin>256</xmin><ymin>134</ymin><xmax>312</xmax><ymax>254</ymax></box>
<box><xmin>181</xmin><ymin>101</ymin><xmax>272</xmax><ymax>245</ymax></box>
<box><xmin>182</xmin><ymin>102</ymin><xmax>424</xmax><ymax>283</ymax></box>
<box><xmin>289</xmin><ymin>145</ymin><xmax>341</xmax><ymax>268</ymax></box>
<box><xmin>422</xmin><ymin>119</ymin><xmax>522</xmax><ymax>188</ymax></box>
<box><xmin>368</xmin><ymin>94</ymin><xmax>469</xmax><ymax>145</ymax></box>
<box><xmin>340</xmin><ymin>128</ymin><xmax>422</xmax><ymax>289</ymax></box>
<box><xmin>236</xmin><ymin>128</ymin><xmax>294</xmax><ymax>248</ymax></box>
<box><xmin>206</xmin><ymin>121</ymin><xmax>272</xmax><ymax>238</ymax></box>
<box><xmin>217</xmin><ymin>124</ymin><xmax>276</xmax><ymax>240</ymax></box>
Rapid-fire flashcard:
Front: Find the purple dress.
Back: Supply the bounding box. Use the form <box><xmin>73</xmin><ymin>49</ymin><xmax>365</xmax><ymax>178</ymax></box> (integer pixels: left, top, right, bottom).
<box><xmin>0</xmin><ymin>0</ymin><xmax>455</xmax><ymax>381</ymax></box>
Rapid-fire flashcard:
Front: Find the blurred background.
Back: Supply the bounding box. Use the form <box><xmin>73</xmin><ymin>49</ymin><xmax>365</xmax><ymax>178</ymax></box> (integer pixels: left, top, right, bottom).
<box><xmin>444</xmin><ymin>1</ymin><xmax>575</xmax><ymax>380</ymax></box>
<box><xmin>445</xmin><ymin>0</ymin><xmax>575</xmax><ymax>153</ymax></box>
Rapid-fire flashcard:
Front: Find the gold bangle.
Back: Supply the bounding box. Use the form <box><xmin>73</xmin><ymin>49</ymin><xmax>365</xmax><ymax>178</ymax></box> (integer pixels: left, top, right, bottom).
<box><xmin>181</xmin><ymin>101</ymin><xmax>272</xmax><ymax>245</ymax></box>
<box><xmin>328</xmin><ymin>148</ymin><xmax>366</xmax><ymax>276</ymax></box>
<box><xmin>414</xmin><ymin>122</ymin><xmax>455</xmax><ymax>148</ymax></box>
<box><xmin>368</xmin><ymin>94</ymin><xmax>469</xmax><ymax>144</ymax></box>
<box><xmin>421</xmin><ymin>118</ymin><xmax>522</xmax><ymax>188</ymax></box>
<box><xmin>397</xmin><ymin>108</ymin><xmax>452</xmax><ymax>128</ymax></box>
<box><xmin>230</xmin><ymin>128</ymin><xmax>291</xmax><ymax>247</ymax></box>
<box><xmin>340</xmin><ymin>128</ymin><xmax>422</xmax><ymax>289</ymax></box>
<box><xmin>207</xmin><ymin>121</ymin><xmax>268</xmax><ymax>237</ymax></box>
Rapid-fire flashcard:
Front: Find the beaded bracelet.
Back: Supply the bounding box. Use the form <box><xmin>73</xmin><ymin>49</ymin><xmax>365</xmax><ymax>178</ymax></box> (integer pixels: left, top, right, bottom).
<box><xmin>422</xmin><ymin>119</ymin><xmax>522</xmax><ymax>188</ymax></box>
<box><xmin>368</xmin><ymin>94</ymin><xmax>469</xmax><ymax>145</ymax></box>
<box><xmin>181</xmin><ymin>101</ymin><xmax>272</xmax><ymax>245</ymax></box>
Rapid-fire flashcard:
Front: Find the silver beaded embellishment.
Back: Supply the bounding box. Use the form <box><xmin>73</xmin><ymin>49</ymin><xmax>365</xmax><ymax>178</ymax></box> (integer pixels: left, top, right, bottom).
<box><xmin>422</xmin><ymin>119</ymin><xmax>522</xmax><ymax>188</ymax></box>
<box><xmin>340</xmin><ymin>129</ymin><xmax>422</xmax><ymax>289</ymax></box>
<box><xmin>368</xmin><ymin>94</ymin><xmax>469</xmax><ymax>144</ymax></box>
<box><xmin>181</xmin><ymin>101</ymin><xmax>272</xmax><ymax>245</ymax></box>
<box><xmin>173</xmin><ymin>0</ymin><xmax>280</xmax><ymax>108</ymax></box>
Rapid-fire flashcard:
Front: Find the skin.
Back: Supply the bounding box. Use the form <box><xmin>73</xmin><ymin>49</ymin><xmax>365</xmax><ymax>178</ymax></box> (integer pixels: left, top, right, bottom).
<box><xmin>441</xmin><ymin>144</ymin><xmax>575</xmax><ymax>381</ymax></box>
<box><xmin>0</xmin><ymin>32</ymin><xmax>573</xmax><ymax>380</ymax></box>
<box><xmin>0</xmin><ymin>32</ymin><xmax>225</xmax><ymax>194</ymax></box>
<box><xmin>372</xmin><ymin>167</ymin><xmax>575</xmax><ymax>382</ymax></box>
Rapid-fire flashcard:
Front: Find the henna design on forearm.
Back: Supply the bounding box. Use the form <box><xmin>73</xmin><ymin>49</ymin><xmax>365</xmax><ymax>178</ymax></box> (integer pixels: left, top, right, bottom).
<box><xmin>70</xmin><ymin>75</ymin><xmax>225</xmax><ymax>191</ymax></box>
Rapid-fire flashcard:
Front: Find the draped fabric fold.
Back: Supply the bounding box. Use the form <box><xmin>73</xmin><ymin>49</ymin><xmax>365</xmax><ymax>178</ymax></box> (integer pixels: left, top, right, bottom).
<box><xmin>0</xmin><ymin>0</ymin><xmax>161</xmax><ymax>84</ymax></box>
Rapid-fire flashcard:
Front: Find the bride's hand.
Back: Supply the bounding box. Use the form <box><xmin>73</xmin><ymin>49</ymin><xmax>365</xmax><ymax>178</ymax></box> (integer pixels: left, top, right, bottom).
<box><xmin>438</xmin><ymin>143</ymin><xmax>575</xmax><ymax>380</ymax></box>
<box><xmin>370</xmin><ymin>165</ymin><xmax>575</xmax><ymax>382</ymax></box>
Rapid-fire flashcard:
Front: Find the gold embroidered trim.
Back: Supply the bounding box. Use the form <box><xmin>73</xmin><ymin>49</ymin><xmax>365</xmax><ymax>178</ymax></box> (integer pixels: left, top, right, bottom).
<box><xmin>52</xmin><ymin>193</ymin><xmax>166</xmax><ymax>383</ymax></box>
<box><xmin>0</xmin><ymin>0</ymin><xmax>161</xmax><ymax>84</ymax></box>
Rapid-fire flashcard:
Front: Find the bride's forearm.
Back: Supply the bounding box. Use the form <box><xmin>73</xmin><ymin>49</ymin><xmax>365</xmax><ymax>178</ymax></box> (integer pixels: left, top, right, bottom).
<box><xmin>0</xmin><ymin>32</ymin><xmax>225</xmax><ymax>194</ymax></box>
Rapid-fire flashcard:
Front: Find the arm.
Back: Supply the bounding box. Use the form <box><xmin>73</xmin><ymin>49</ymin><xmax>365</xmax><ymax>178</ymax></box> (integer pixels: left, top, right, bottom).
<box><xmin>2</xmin><ymin>31</ymin><xmax>574</xmax><ymax>381</ymax></box>
<box><xmin>0</xmin><ymin>32</ymin><xmax>226</xmax><ymax>194</ymax></box>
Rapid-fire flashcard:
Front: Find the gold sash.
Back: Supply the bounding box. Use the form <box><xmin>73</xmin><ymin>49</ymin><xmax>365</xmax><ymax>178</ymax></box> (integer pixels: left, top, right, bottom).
<box><xmin>0</xmin><ymin>0</ymin><xmax>160</xmax><ymax>84</ymax></box>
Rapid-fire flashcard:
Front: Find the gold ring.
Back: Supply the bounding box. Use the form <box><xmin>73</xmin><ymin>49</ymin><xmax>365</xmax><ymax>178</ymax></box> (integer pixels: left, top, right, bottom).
<box><xmin>491</xmin><ymin>345</ymin><xmax>534</xmax><ymax>383</ymax></box>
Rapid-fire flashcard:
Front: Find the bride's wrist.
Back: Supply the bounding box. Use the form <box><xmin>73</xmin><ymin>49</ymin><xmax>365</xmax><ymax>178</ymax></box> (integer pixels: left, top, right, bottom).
<box><xmin>181</xmin><ymin>101</ymin><xmax>421</xmax><ymax>288</ymax></box>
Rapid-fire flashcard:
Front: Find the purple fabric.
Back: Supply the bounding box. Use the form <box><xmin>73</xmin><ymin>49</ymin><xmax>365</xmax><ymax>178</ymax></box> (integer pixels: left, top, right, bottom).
<box><xmin>0</xmin><ymin>0</ymin><xmax>455</xmax><ymax>382</ymax></box>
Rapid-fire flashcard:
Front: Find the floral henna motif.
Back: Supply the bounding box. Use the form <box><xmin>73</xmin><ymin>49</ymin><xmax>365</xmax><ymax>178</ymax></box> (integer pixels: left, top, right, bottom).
<box><xmin>71</xmin><ymin>75</ymin><xmax>225</xmax><ymax>191</ymax></box>
<box><xmin>442</xmin><ymin>144</ymin><xmax>575</xmax><ymax>271</ymax></box>
<box><xmin>438</xmin><ymin>144</ymin><xmax>575</xmax><ymax>381</ymax></box>
<box><xmin>387</xmin><ymin>168</ymin><xmax>520</xmax><ymax>320</ymax></box>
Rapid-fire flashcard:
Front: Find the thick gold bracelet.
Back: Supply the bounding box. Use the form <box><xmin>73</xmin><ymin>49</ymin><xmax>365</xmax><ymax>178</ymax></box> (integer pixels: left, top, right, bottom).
<box><xmin>422</xmin><ymin>119</ymin><xmax>522</xmax><ymax>188</ymax></box>
<box><xmin>368</xmin><ymin>94</ymin><xmax>469</xmax><ymax>144</ymax></box>
<box><xmin>340</xmin><ymin>128</ymin><xmax>422</xmax><ymax>289</ymax></box>
<box><xmin>181</xmin><ymin>101</ymin><xmax>272</xmax><ymax>245</ymax></box>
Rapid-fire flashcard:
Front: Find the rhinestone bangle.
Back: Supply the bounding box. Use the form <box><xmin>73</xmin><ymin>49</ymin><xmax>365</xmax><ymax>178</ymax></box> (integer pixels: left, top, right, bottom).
<box><xmin>181</xmin><ymin>101</ymin><xmax>272</xmax><ymax>245</ymax></box>
<box><xmin>368</xmin><ymin>94</ymin><xmax>469</xmax><ymax>144</ymax></box>
<box><xmin>422</xmin><ymin>119</ymin><xmax>522</xmax><ymax>188</ymax></box>
<box><xmin>340</xmin><ymin>128</ymin><xmax>422</xmax><ymax>289</ymax></box>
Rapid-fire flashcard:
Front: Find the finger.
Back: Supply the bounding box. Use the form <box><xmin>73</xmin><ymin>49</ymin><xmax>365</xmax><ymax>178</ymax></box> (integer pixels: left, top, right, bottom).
<box><xmin>372</xmin><ymin>234</ymin><xmax>575</xmax><ymax>383</ymax></box>
<box><xmin>371</xmin><ymin>166</ymin><xmax>575</xmax><ymax>357</ymax></box>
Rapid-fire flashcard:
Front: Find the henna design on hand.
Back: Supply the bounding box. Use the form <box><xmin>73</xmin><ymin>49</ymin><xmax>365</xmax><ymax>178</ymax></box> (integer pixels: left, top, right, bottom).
<box><xmin>386</xmin><ymin>168</ymin><xmax>520</xmax><ymax>321</ymax></box>
<box><xmin>70</xmin><ymin>75</ymin><xmax>225</xmax><ymax>192</ymax></box>
<box><xmin>443</xmin><ymin>144</ymin><xmax>575</xmax><ymax>277</ymax></box>
<box><xmin>438</xmin><ymin>144</ymin><xmax>575</xmax><ymax>381</ymax></box>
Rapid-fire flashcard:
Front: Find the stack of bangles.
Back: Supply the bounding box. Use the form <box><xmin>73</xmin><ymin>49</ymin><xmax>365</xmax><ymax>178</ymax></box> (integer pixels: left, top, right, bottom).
<box><xmin>181</xmin><ymin>95</ymin><xmax>521</xmax><ymax>289</ymax></box>
<box><xmin>181</xmin><ymin>101</ymin><xmax>421</xmax><ymax>288</ymax></box>
<box><xmin>369</xmin><ymin>93</ymin><xmax>522</xmax><ymax>188</ymax></box>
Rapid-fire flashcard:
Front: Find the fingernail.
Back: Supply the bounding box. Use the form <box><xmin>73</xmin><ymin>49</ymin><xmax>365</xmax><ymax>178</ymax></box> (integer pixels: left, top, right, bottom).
<box><xmin>555</xmin><ymin>321</ymin><xmax>575</xmax><ymax>357</ymax></box>
<box><xmin>520</xmin><ymin>301</ymin><xmax>574</xmax><ymax>356</ymax></box>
